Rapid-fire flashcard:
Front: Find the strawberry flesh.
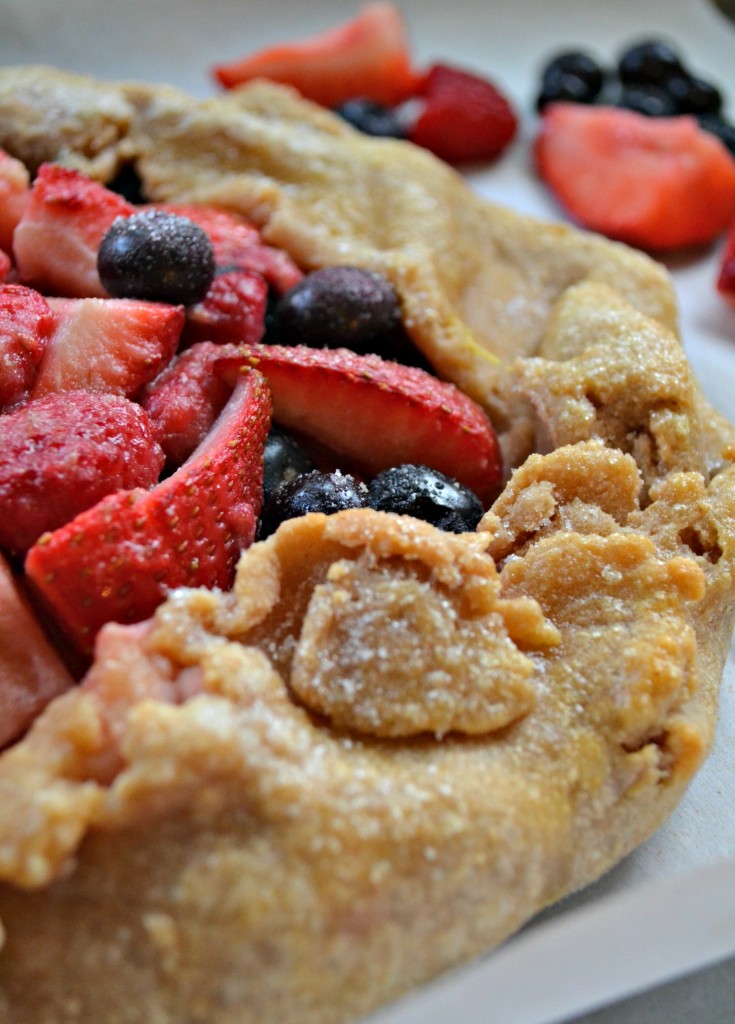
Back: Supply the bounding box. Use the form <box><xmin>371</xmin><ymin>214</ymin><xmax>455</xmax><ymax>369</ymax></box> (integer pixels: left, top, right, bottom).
<box><xmin>140</xmin><ymin>341</ymin><xmax>240</xmax><ymax>468</ymax></box>
<box><xmin>212</xmin><ymin>2</ymin><xmax>420</xmax><ymax>107</ymax></box>
<box><xmin>220</xmin><ymin>344</ymin><xmax>502</xmax><ymax>504</ymax></box>
<box><xmin>25</xmin><ymin>370</ymin><xmax>271</xmax><ymax>654</ymax></box>
<box><xmin>408</xmin><ymin>63</ymin><xmax>518</xmax><ymax>164</ymax></box>
<box><xmin>0</xmin><ymin>149</ymin><xmax>30</xmax><ymax>255</ymax></box>
<box><xmin>535</xmin><ymin>103</ymin><xmax>735</xmax><ymax>250</ymax></box>
<box><xmin>717</xmin><ymin>221</ymin><xmax>735</xmax><ymax>301</ymax></box>
<box><xmin>0</xmin><ymin>390</ymin><xmax>164</xmax><ymax>555</ymax></box>
<box><xmin>13</xmin><ymin>164</ymin><xmax>135</xmax><ymax>297</ymax></box>
<box><xmin>32</xmin><ymin>296</ymin><xmax>184</xmax><ymax>400</ymax></box>
<box><xmin>0</xmin><ymin>283</ymin><xmax>55</xmax><ymax>410</ymax></box>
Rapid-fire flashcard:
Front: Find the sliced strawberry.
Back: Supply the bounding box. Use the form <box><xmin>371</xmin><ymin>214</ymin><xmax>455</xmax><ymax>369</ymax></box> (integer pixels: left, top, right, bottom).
<box><xmin>212</xmin><ymin>2</ymin><xmax>420</xmax><ymax>107</ymax></box>
<box><xmin>220</xmin><ymin>344</ymin><xmax>501</xmax><ymax>503</ymax></box>
<box><xmin>408</xmin><ymin>64</ymin><xmax>518</xmax><ymax>164</ymax></box>
<box><xmin>0</xmin><ymin>150</ymin><xmax>30</xmax><ymax>255</ymax></box>
<box><xmin>31</xmin><ymin>296</ymin><xmax>184</xmax><ymax>400</ymax></box>
<box><xmin>13</xmin><ymin>163</ymin><xmax>135</xmax><ymax>297</ymax></box>
<box><xmin>139</xmin><ymin>341</ymin><xmax>239</xmax><ymax>468</ymax></box>
<box><xmin>156</xmin><ymin>203</ymin><xmax>303</xmax><ymax>293</ymax></box>
<box><xmin>25</xmin><ymin>370</ymin><xmax>271</xmax><ymax>654</ymax></box>
<box><xmin>0</xmin><ymin>283</ymin><xmax>55</xmax><ymax>410</ymax></box>
<box><xmin>0</xmin><ymin>552</ymin><xmax>75</xmax><ymax>748</ymax></box>
<box><xmin>716</xmin><ymin>221</ymin><xmax>735</xmax><ymax>301</ymax></box>
<box><xmin>0</xmin><ymin>250</ymin><xmax>10</xmax><ymax>283</ymax></box>
<box><xmin>535</xmin><ymin>103</ymin><xmax>735</xmax><ymax>251</ymax></box>
<box><xmin>183</xmin><ymin>268</ymin><xmax>268</xmax><ymax>348</ymax></box>
<box><xmin>0</xmin><ymin>390</ymin><xmax>164</xmax><ymax>555</ymax></box>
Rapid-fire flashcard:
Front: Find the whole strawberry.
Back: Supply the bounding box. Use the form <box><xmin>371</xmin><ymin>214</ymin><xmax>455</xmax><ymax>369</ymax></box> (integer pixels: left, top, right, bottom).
<box><xmin>0</xmin><ymin>390</ymin><xmax>164</xmax><ymax>554</ymax></box>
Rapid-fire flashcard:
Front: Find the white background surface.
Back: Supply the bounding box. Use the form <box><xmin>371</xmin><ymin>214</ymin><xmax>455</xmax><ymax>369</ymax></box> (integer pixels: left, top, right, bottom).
<box><xmin>1</xmin><ymin>1</ymin><xmax>734</xmax><ymax>1020</ymax></box>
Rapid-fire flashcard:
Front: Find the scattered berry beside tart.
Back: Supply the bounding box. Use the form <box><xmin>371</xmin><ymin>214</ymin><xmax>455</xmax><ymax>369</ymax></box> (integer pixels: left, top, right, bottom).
<box><xmin>535</xmin><ymin>103</ymin><xmax>735</xmax><ymax>250</ymax></box>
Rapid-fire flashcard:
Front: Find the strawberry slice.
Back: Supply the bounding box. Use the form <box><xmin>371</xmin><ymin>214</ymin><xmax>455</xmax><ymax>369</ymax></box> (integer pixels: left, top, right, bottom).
<box><xmin>220</xmin><ymin>344</ymin><xmax>501</xmax><ymax>503</ymax></box>
<box><xmin>0</xmin><ymin>390</ymin><xmax>164</xmax><ymax>555</ymax></box>
<box><xmin>0</xmin><ymin>150</ymin><xmax>30</xmax><ymax>255</ymax></box>
<box><xmin>716</xmin><ymin>221</ymin><xmax>735</xmax><ymax>301</ymax></box>
<box><xmin>25</xmin><ymin>370</ymin><xmax>271</xmax><ymax>654</ymax></box>
<box><xmin>0</xmin><ymin>283</ymin><xmax>55</xmax><ymax>410</ymax></box>
<box><xmin>140</xmin><ymin>341</ymin><xmax>240</xmax><ymax>468</ymax></box>
<box><xmin>408</xmin><ymin>64</ymin><xmax>518</xmax><ymax>164</ymax></box>
<box><xmin>183</xmin><ymin>268</ymin><xmax>268</xmax><ymax>348</ymax></box>
<box><xmin>212</xmin><ymin>2</ymin><xmax>420</xmax><ymax>107</ymax></box>
<box><xmin>0</xmin><ymin>552</ymin><xmax>75</xmax><ymax>748</ymax></box>
<box><xmin>535</xmin><ymin>103</ymin><xmax>735</xmax><ymax>250</ymax></box>
<box><xmin>13</xmin><ymin>163</ymin><xmax>135</xmax><ymax>297</ymax></box>
<box><xmin>31</xmin><ymin>296</ymin><xmax>184</xmax><ymax>400</ymax></box>
<box><xmin>157</xmin><ymin>203</ymin><xmax>303</xmax><ymax>294</ymax></box>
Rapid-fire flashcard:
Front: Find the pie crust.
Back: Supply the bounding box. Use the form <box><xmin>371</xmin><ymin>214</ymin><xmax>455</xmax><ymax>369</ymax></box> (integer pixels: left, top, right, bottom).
<box><xmin>0</xmin><ymin>67</ymin><xmax>734</xmax><ymax>1024</ymax></box>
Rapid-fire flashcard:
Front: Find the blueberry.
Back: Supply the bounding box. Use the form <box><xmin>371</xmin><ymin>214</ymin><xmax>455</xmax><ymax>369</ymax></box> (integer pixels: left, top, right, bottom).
<box><xmin>536</xmin><ymin>71</ymin><xmax>598</xmax><ymax>112</ymax></box>
<box><xmin>262</xmin><ymin>427</ymin><xmax>315</xmax><ymax>504</ymax></box>
<box><xmin>334</xmin><ymin>99</ymin><xmax>406</xmax><ymax>139</ymax></box>
<box><xmin>98</xmin><ymin>210</ymin><xmax>215</xmax><ymax>306</ymax></box>
<box><xmin>270</xmin><ymin>266</ymin><xmax>404</xmax><ymax>357</ymax></box>
<box><xmin>618</xmin><ymin>84</ymin><xmax>678</xmax><ymax>117</ymax></box>
<box><xmin>618</xmin><ymin>40</ymin><xmax>687</xmax><ymax>87</ymax></box>
<box><xmin>541</xmin><ymin>51</ymin><xmax>605</xmax><ymax>95</ymax></box>
<box><xmin>258</xmin><ymin>470</ymin><xmax>368</xmax><ymax>539</ymax></box>
<box><xmin>665</xmin><ymin>74</ymin><xmax>723</xmax><ymax>116</ymax></box>
<box><xmin>698</xmin><ymin>114</ymin><xmax>735</xmax><ymax>157</ymax></box>
<box><xmin>367</xmin><ymin>464</ymin><xmax>483</xmax><ymax>534</ymax></box>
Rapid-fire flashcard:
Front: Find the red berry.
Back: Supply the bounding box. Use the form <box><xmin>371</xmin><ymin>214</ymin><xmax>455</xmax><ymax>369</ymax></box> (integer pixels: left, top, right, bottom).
<box><xmin>0</xmin><ymin>283</ymin><xmax>55</xmax><ymax>410</ymax></box>
<box><xmin>408</xmin><ymin>63</ymin><xmax>518</xmax><ymax>164</ymax></box>
<box><xmin>0</xmin><ymin>390</ymin><xmax>164</xmax><ymax>555</ymax></box>
<box><xmin>535</xmin><ymin>103</ymin><xmax>735</xmax><ymax>250</ymax></box>
<box><xmin>0</xmin><ymin>149</ymin><xmax>30</xmax><ymax>254</ymax></box>
<box><xmin>25</xmin><ymin>370</ymin><xmax>271</xmax><ymax>654</ymax></box>
<box><xmin>139</xmin><ymin>341</ymin><xmax>240</xmax><ymax>468</ymax></box>
<box><xmin>716</xmin><ymin>221</ymin><xmax>735</xmax><ymax>301</ymax></box>
<box><xmin>219</xmin><ymin>343</ymin><xmax>502</xmax><ymax>503</ymax></box>
<box><xmin>183</xmin><ymin>268</ymin><xmax>268</xmax><ymax>347</ymax></box>
<box><xmin>212</xmin><ymin>2</ymin><xmax>420</xmax><ymax>108</ymax></box>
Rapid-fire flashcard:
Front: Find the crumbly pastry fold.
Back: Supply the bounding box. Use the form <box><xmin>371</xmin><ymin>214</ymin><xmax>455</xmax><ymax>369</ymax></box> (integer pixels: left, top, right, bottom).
<box><xmin>0</xmin><ymin>67</ymin><xmax>734</xmax><ymax>1024</ymax></box>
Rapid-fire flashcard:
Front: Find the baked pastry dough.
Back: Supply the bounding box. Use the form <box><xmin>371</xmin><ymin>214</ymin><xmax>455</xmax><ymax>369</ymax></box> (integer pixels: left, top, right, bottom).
<box><xmin>0</xmin><ymin>67</ymin><xmax>734</xmax><ymax>1024</ymax></box>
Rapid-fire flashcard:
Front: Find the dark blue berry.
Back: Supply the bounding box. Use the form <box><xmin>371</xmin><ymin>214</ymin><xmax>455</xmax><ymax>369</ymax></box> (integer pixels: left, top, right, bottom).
<box><xmin>618</xmin><ymin>40</ymin><xmax>687</xmax><ymax>87</ymax></box>
<box><xmin>698</xmin><ymin>114</ymin><xmax>735</xmax><ymax>157</ymax></box>
<box><xmin>536</xmin><ymin>71</ymin><xmax>597</xmax><ymax>112</ymax></box>
<box><xmin>541</xmin><ymin>51</ymin><xmax>605</xmax><ymax>95</ymax></box>
<box><xmin>334</xmin><ymin>99</ymin><xmax>406</xmax><ymax>139</ymax></box>
<box><xmin>367</xmin><ymin>464</ymin><xmax>483</xmax><ymax>534</ymax></box>
<box><xmin>618</xmin><ymin>84</ymin><xmax>678</xmax><ymax>117</ymax></box>
<box><xmin>270</xmin><ymin>266</ymin><xmax>404</xmax><ymax>357</ymax></box>
<box><xmin>258</xmin><ymin>470</ymin><xmax>368</xmax><ymax>539</ymax></box>
<box><xmin>262</xmin><ymin>427</ymin><xmax>315</xmax><ymax>504</ymax></box>
<box><xmin>665</xmin><ymin>74</ymin><xmax>723</xmax><ymax>116</ymax></box>
<box><xmin>97</xmin><ymin>210</ymin><xmax>215</xmax><ymax>306</ymax></box>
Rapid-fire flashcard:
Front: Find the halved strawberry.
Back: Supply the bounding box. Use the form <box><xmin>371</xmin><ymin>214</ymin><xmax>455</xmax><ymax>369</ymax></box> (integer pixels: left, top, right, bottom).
<box><xmin>0</xmin><ymin>283</ymin><xmax>55</xmax><ymax>410</ymax></box>
<box><xmin>212</xmin><ymin>2</ymin><xmax>420</xmax><ymax>108</ymax></box>
<box><xmin>13</xmin><ymin>163</ymin><xmax>134</xmax><ymax>297</ymax></box>
<box><xmin>31</xmin><ymin>296</ymin><xmax>184</xmax><ymax>399</ymax></box>
<box><xmin>408</xmin><ymin>64</ymin><xmax>518</xmax><ymax>164</ymax></box>
<box><xmin>139</xmin><ymin>341</ymin><xmax>239</xmax><ymax>468</ymax></box>
<box><xmin>0</xmin><ymin>552</ymin><xmax>75</xmax><ymax>748</ymax></box>
<box><xmin>156</xmin><ymin>203</ymin><xmax>303</xmax><ymax>293</ymax></box>
<box><xmin>0</xmin><ymin>390</ymin><xmax>164</xmax><ymax>555</ymax></box>
<box><xmin>535</xmin><ymin>103</ymin><xmax>735</xmax><ymax>250</ymax></box>
<box><xmin>220</xmin><ymin>344</ymin><xmax>501</xmax><ymax>503</ymax></box>
<box><xmin>716</xmin><ymin>221</ymin><xmax>735</xmax><ymax>301</ymax></box>
<box><xmin>0</xmin><ymin>150</ymin><xmax>30</xmax><ymax>255</ymax></box>
<box><xmin>25</xmin><ymin>369</ymin><xmax>271</xmax><ymax>654</ymax></box>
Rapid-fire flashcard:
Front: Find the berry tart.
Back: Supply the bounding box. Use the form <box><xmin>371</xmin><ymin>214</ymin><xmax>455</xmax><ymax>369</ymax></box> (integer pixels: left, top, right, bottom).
<box><xmin>0</xmin><ymin>66</ymin><xmax>734</xmax><ymax>1024</ymax></box>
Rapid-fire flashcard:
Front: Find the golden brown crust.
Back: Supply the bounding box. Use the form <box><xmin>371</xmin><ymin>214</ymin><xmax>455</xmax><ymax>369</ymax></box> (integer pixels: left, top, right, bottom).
<box><xmin>0</xmin><ymin>67</ymin><xmax>733</xmax><ymax>1024</ymax></box>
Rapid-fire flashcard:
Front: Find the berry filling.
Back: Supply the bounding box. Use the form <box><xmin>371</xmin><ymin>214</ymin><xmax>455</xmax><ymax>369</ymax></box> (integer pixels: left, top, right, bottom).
<box><xmin>0</xmin><ymin>156</ymin><xmax>502</xmax><ymax>718</ymax></box>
